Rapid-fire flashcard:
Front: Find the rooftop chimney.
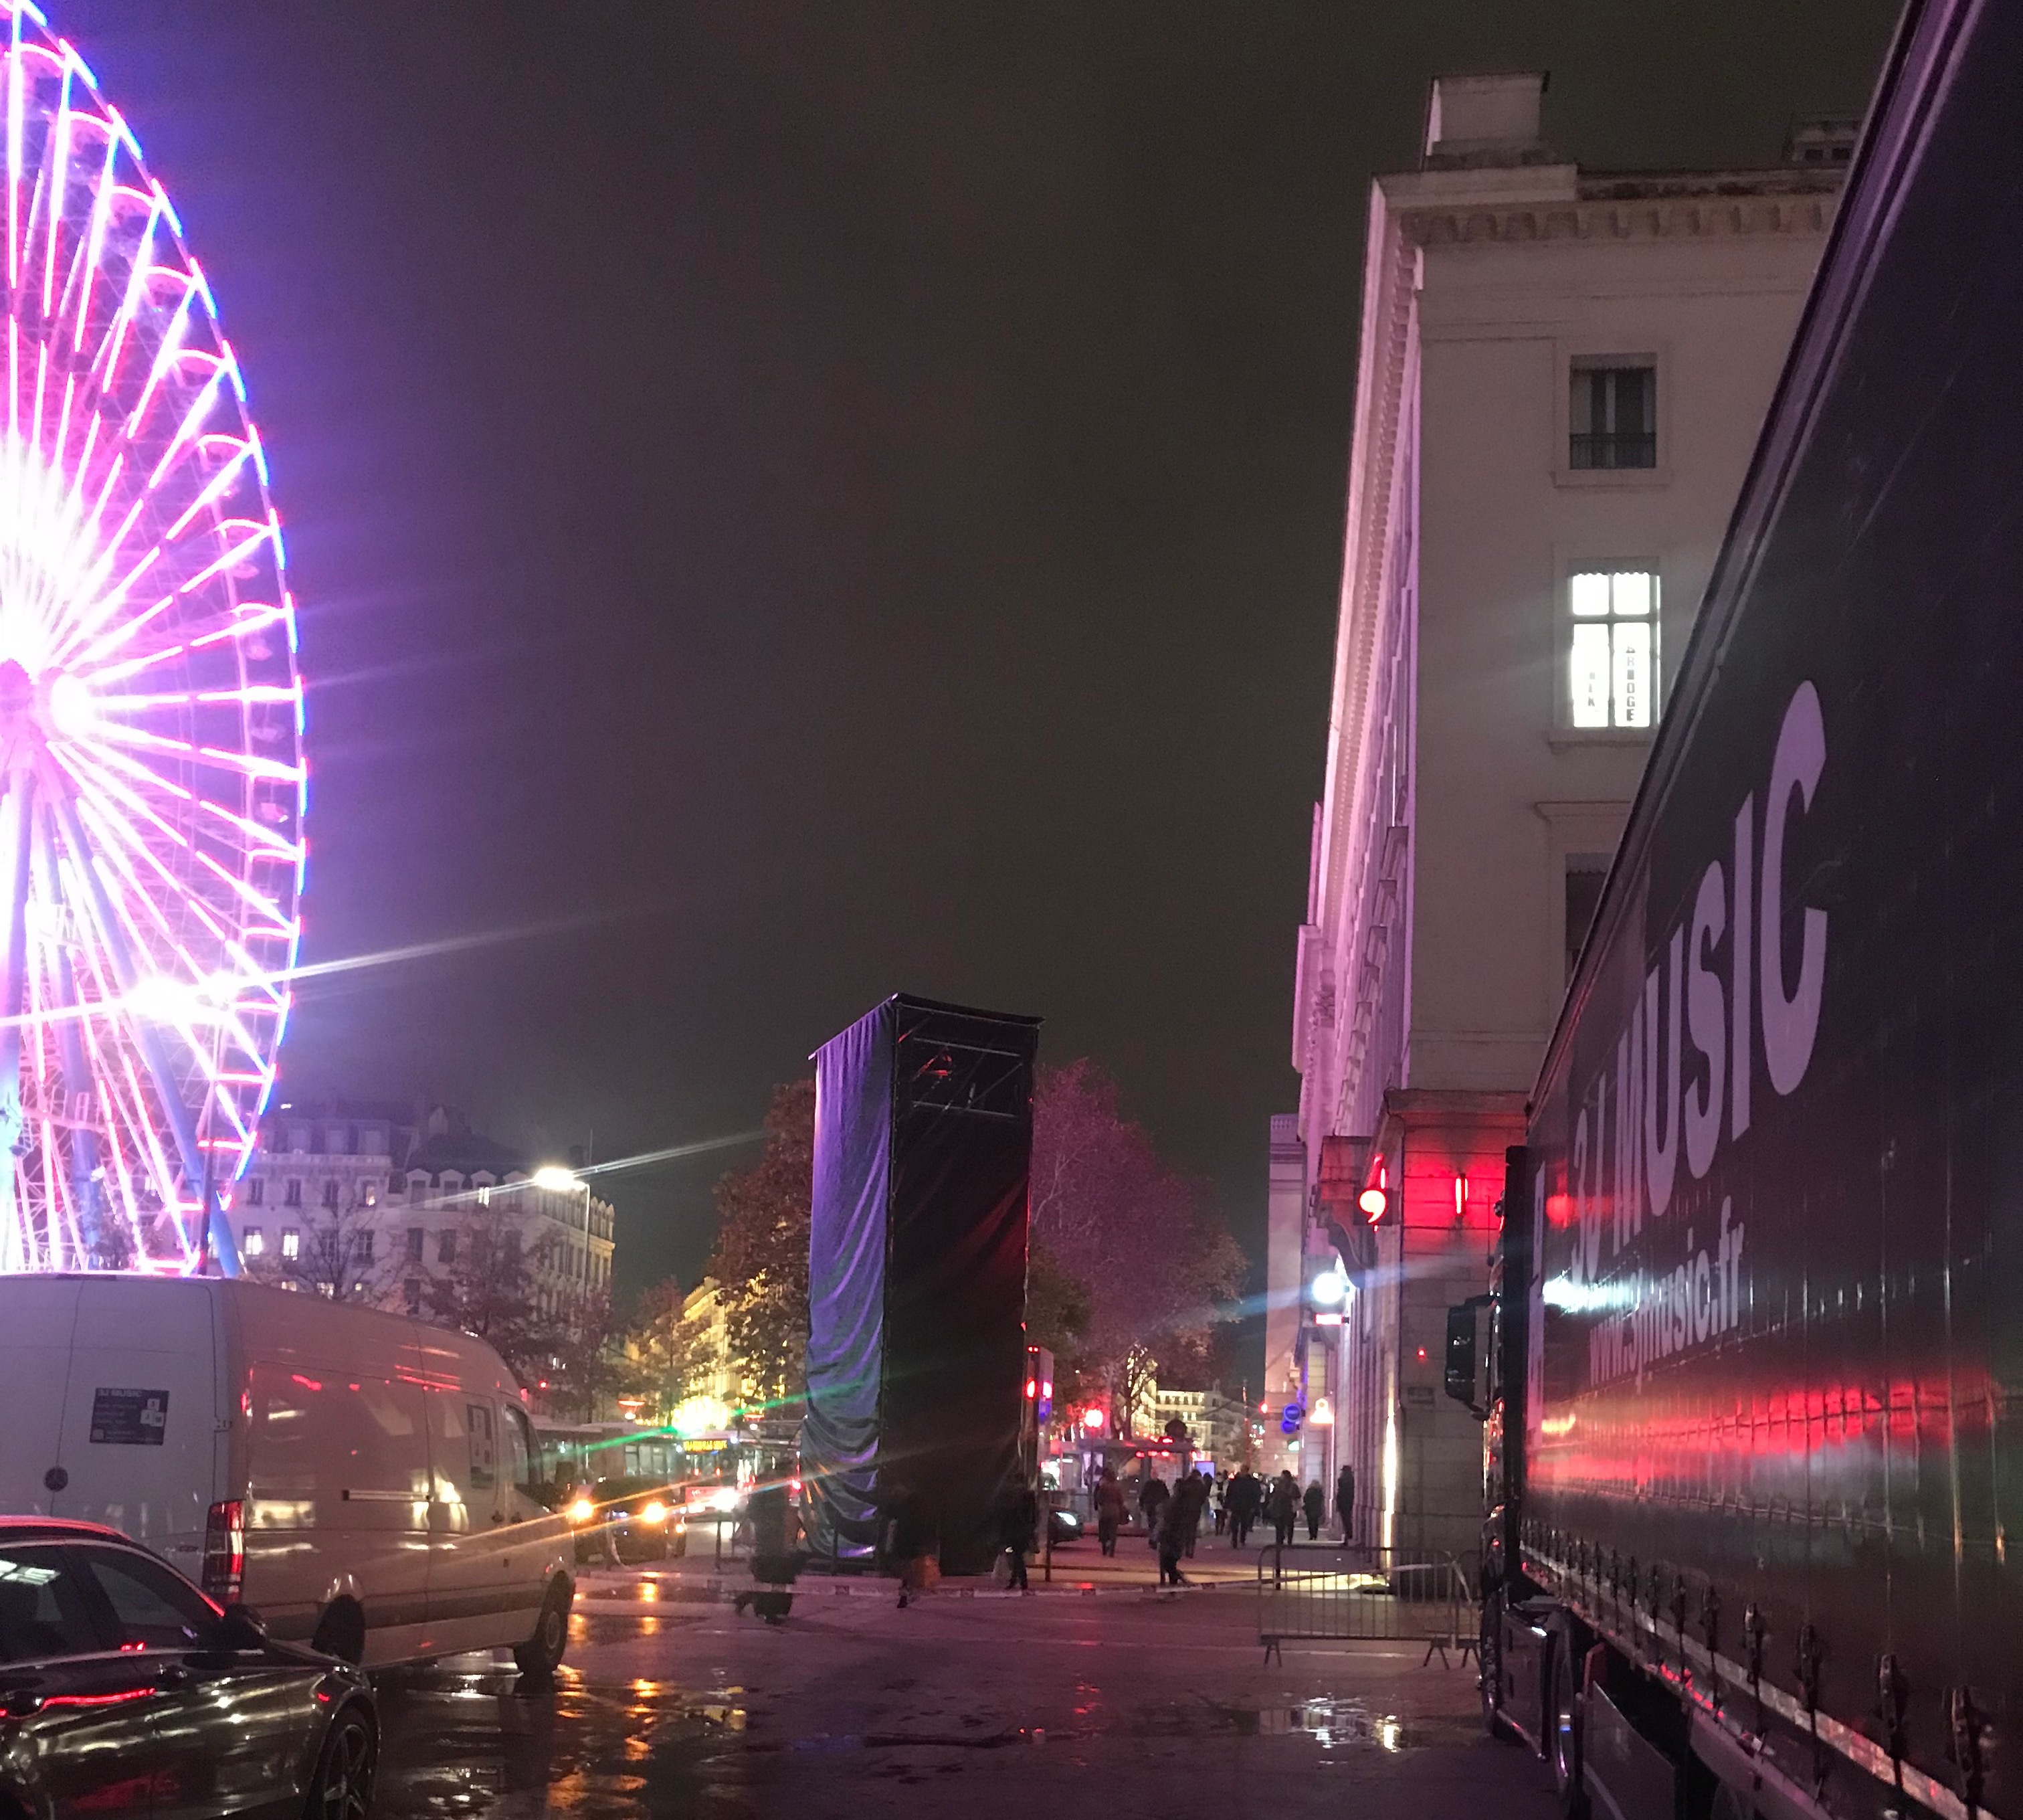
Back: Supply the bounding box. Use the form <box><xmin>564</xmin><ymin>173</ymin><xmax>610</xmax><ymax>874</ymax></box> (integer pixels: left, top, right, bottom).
<box><xmin>1784</xmin><ymin>114</ymin><xmax>1860</xmax><ymax>169</ymax></box>
<box><xmin>1422</xmin><ymin>73</ymin><xmax>1549</xmax><ymax>169</ymax></box>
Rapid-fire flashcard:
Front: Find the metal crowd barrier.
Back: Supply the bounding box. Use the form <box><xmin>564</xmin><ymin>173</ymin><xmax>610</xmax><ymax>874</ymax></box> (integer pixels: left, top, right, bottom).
<box><xmin>1255</xmin><ymin>1542</ymin><xmax>1477</xmax><ymax>1666</ymax></box>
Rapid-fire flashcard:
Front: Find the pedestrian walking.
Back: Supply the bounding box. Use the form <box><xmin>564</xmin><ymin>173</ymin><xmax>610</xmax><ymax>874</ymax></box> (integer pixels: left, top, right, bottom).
<box><xmin>732</xmin><ymin>1480</ymin><xmax>800</xmax><ymax>1624</ymax></box>
<box><xmin>1336</xmin><ymin>1462</ymin><xmax>1356</xmax><ymax>1544</ymax></box>
<box><xmin>1180</xmin><ymin>1470</ymin><xmax>1208</xmax><ymax>1558</ymax></box>
<box><xmin>1212</xmin><ymin>1476</ymin><xmax>1228</xmax><ymax>1535</ymax></box>
<box><xmin>996</xmin><ymin>1479</ymin><xmax>1038</xmax><ymax>1592</ymax></box>
<box><xmin>1228</xmin><ymin>1468</ymin><xmax>1261</xmax><ymax>1548</ymax></box>
<box><xmin>1094</xmin><ymin>1468</ymin><xmax>1127</xmax><ymax>1556</ymax></box>
<box><xmin>1303</xmin><ymin>1480</ymin><xmax>1325</xmax><ymax>1541</ymax></box>
<box><xmin>1139</xmin><ymin>1475</ymin><xmax>1171</xmax><ymax>1550</ymax></box>
<box><xmin>1267</xmin><ymin>1469</ymin><xmax>1298</xmax><ymax>1548</ymax></box>
<box><xmin>884</xmin><ymin>1481</ymin><xmax>937</xmax><ymax>1609</ymax></box>
<box><xmin>1157</xmin><ymin>1478</ymin><xmax>1193</xmax><ymax>1586</ymax></box>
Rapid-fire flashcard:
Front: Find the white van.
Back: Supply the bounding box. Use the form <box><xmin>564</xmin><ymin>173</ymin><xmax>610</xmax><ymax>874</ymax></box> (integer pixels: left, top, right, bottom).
<box><xmin>0</xmin><ymin>1273</ymin><xmax>574</xmax><ymax>1671</ymax></box>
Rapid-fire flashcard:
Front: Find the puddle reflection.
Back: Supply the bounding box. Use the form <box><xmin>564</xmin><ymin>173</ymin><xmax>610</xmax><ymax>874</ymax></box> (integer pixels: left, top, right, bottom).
<box><xmin>371</xmin><ymin>1655</ymin><xmax>1476</xmax><ymax>1815</ymax></box>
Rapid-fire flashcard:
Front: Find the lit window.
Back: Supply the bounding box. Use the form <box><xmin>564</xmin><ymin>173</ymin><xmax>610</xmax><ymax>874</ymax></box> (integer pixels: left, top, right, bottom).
<box><xmin>1569</xmin><ymin>571</ymin><xmax>1657</xmax><ymax>729</ymax></box>
<box><xmin>1570</xmin><ymin>365</ymin><xmax>1656</xmax><ymax>470</ymax></box>
<box><xmin>280</xmin><ymin>1228</ymin><xmax>300</xmax><ymax>1260</ymax></box>
<box><xmin>243</xmin><ymin>1226</ymin><xmax>264</xmax><ymax>1257</ymax></box>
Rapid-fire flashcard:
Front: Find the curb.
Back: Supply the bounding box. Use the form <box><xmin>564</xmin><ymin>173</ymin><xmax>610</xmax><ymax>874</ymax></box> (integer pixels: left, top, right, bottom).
<box><xmin>575</xmin><ymin>1574</ymin><xmax>1238</xmax><ymax>1606</ymax></box>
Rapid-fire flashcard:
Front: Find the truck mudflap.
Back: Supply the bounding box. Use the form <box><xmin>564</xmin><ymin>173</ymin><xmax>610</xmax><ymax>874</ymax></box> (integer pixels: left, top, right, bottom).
<box><xmin>1585</xmin><ymin>1683</ymin><xmax>1675</xmax><ymax>1820</ymax></box>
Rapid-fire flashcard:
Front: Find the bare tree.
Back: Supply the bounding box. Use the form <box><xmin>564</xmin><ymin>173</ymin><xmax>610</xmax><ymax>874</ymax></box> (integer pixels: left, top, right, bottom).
<box><xmin>1028</xmin><ymin>1060</ymin><xmax>1246</xmax><ymax>1423</ymax></box>
<box><xmin>419</xmin><ymin>1206</ymin><xmax>556</xmax><ymax>1385</ymax></box>
<box><xmin>619</xmin><ymin>1277</ymin><xmax>710</xmax><ymax>1427</ymax></box>
<box><xmin>248</xmin><ymin>1192</ymin><xmax>397</xmax><ymax>1305</ymax></box>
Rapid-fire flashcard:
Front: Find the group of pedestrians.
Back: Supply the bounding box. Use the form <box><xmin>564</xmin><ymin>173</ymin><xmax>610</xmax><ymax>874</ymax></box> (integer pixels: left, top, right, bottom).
<box><xmin>1082</xmin><ymin>1457</ymin><xmax>1358</xmax><ymax>1581</ymax></box>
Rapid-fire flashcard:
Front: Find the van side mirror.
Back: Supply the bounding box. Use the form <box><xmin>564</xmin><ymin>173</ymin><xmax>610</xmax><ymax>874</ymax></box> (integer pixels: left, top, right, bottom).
<box><xmin>1444</xmin><ymin>1296</ymin><xmax>1491</xmax><ymax>1419</ymax></box>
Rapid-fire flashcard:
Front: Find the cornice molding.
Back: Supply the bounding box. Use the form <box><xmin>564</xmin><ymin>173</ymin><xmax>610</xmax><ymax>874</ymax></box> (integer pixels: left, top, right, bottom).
<box><xmin>1402</xmin><ymin>191</ymin><xmax>1834</xmax><ymax>249</ymax></box>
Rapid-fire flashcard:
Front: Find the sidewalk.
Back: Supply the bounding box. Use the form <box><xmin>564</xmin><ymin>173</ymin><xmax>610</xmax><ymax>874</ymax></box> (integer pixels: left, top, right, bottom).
<box><xmin>575</xmin><ymin>1536</ymin><xmax>1269</xmax><ymax>1605</ymax></box>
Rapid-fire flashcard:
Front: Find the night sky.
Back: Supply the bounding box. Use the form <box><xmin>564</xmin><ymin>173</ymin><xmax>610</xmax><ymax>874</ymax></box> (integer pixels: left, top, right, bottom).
<box><xmin>58</xmin><ymin>1</ymin><xmax>1900</xmax><ymax>1314</ymax></box>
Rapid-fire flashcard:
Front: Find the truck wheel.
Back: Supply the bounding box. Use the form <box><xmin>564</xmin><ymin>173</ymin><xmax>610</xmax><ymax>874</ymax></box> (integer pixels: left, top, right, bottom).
<box><xmin>514</xmin><ymin>1578</ymin><xmax>572</xmax><ymax>1678</ymax></box>
<box><xmin>1481</xmin><ymin>1591</ymin><xmax>1519</xmax><ymax>1742</ymax></box>
<box><xmin>1550</xmin><ymin>1643</ymin><xmax>1588</xmax><ymax>1817</ymax></box>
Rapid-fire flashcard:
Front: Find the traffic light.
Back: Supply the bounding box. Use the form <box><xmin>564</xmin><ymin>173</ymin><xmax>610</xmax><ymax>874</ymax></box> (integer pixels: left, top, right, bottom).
<box><xmin>1025</xmin><ymin>1345</ymin><xmax>1054</xmax><ymax>1423</ymax></box>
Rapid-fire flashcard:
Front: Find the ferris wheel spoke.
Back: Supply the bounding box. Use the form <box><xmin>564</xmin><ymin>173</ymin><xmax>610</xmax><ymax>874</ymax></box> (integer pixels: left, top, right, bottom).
<box><xmin>63</xmin><ymin>733</ymin><xmax>301</xmax><ymax>864</ymax></box>
<box><xmin>61</xmin><ymin>777</ymin><xmax>274</xmax><ymax>1097</ymax></box>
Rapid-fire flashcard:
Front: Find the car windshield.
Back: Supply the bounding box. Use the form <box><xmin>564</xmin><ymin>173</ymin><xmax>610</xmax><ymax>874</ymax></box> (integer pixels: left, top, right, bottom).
<box><xmin>591</xmin><ymin>1478</ymin><xmax>672</xmax><ymax>1501</ymax></box>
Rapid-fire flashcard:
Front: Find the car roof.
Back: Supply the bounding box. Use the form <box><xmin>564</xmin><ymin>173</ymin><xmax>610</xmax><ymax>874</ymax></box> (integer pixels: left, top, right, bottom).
<box><xmin>0</xmin><ymin>1516</ymin><xmax>133</xmax><ymax>1544</ymax></box>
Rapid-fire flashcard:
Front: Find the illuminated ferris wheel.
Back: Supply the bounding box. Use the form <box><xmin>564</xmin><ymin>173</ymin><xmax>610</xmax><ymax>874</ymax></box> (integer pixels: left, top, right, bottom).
<box><xmin>0</xmin><ymin>3</ymin><xmax>302</xmax><ymax>1277</ymax></box>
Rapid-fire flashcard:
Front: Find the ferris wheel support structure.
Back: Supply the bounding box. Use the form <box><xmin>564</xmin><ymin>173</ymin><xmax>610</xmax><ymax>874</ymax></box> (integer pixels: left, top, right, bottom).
<box><xmin>45</xmin><ymin>771</ymin><xmax>238</xmax><ymax>1275</ymax></box>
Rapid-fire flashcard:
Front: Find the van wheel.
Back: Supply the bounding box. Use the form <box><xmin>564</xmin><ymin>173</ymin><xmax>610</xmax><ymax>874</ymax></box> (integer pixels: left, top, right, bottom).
<box><xmin>514</xmin><ymin>1578</ymin><xmax>571</xmax><ymax>1677</ymax></box>
<box><xmin>311</xmin><ymin>1600</ymin><xmax>365</xmax><ymax>1666</ymax></box>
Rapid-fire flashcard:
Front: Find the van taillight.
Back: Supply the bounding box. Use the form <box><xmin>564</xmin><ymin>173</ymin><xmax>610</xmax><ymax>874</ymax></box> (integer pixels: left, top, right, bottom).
<box><xmin>202</xmin><ymin>1499</ymin><xmax>244</xmax><ymax>1601</ymax></box>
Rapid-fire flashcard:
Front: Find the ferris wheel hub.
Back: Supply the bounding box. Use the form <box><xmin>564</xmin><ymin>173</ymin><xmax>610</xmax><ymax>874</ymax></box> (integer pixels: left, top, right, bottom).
<box><xmin>0</xmin><ymin>660</ymin><xmax>90</xmax><ymax>750</ymax></box>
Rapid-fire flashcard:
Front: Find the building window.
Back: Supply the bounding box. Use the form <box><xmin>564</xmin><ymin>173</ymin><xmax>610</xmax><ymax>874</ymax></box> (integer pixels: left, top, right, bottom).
<box><xmin>504</xmin><ymin>1231</ymin><xmax>521</xmax><ymax>1264</ymax></box>
<box><xmin>1569</xmin><ymin>571</ymin><xmax>1658</xmax><ymax>729</ymax></box>
<box><xmin>1570</xmin><ymin>363</ymin><xmax>1656</xmax><ymax>470</ymax></box>
<box><xmin>405</xmin><ymin>1279</ymin><xmax>422</xmax><ymax>1315</ymax></box>
<box><xmin>409</xmin><ymin>1176</ymin><xmax>428</xmax><ymax>1206</ymax></box>
<box><xmin>360</xmin><ymin>1181</ymin><xmax>377</xmax><ymax>1208</ymax></box>
<box><xmin>280</xmin><ymin>1228</ymin><xmax>300</xmax><ymax>1260</ymax></box>
<box><xmin>388</xmin><ymin>1174</ymin><xmax>404</xmax><ymax>1197</ymax></box>
<box><xmin>322</xmin><ymin>1179</ymin><xmax>341</xmax><ymax>1211</ymax></box>
<box><xmin>1565</xmin><ymin>859</ymin><xmax>1610</xmax><ymax>982</ymax></box>
<box><xmin>246</xmin><ymin>1177</ymin><xmax>265</xmax><ymax>1207</ymax></box>
<box><xmin>284</xmin><ymin>1178</ymin><xmax>302</xmax><ymax>1209</ymax></box>
<box><xmin>407</xmin><ymin>1227</ymin><xmax>424</xmax><ymax>1263</ymax></box>
<box><xmin>243</xmin><ymin>1226</ymin><xmax>264</xmax><ymax>1257</ymax></box>
<box><xmin>354</xmin><ymin>1231</ymin><xmax>375</xmax><ymax>1264</ymax></box>
<box><xmin>438</xmin><ymin>1232</ymin><xmax>456</xmax><ymax>1266</ymax></box>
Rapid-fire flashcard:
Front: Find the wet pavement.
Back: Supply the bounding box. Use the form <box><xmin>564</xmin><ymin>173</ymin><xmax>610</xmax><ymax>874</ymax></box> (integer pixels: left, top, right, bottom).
<box><xmin>369</xmin><ymin>1563</ymin><xmax>1559</xmax><ymax>1819</ymax></box>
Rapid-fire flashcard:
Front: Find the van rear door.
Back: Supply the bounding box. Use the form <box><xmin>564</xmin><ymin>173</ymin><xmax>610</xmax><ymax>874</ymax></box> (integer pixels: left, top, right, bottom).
<box><xmin>47</xmin><ymin>1277</ymin><xmax>221</xmax><ymax>1577</ymax></box>
<box><xmin>0</xmin><ymin>1275</ymin><xmax>84</xmax><ymax>1516</ymax></box>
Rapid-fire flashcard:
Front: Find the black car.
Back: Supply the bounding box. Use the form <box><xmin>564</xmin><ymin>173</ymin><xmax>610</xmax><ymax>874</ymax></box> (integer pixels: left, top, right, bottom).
<box><xmin>569</xmin><ymin>1477</ymin><xmax>687</xmax><ymax>1564</ymax></box>
<box><xmin>0</xmin><ymin>1518</ymin><xmax>377</xmax><ymax>1819</ymax></box>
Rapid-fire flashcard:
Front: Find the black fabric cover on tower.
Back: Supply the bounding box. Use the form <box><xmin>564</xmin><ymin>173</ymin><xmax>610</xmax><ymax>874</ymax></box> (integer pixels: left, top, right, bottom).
<box><xmin>800</xmin><ymin>994</ymin><xmax>1040</xmax><ymax>1576</ymax></box>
